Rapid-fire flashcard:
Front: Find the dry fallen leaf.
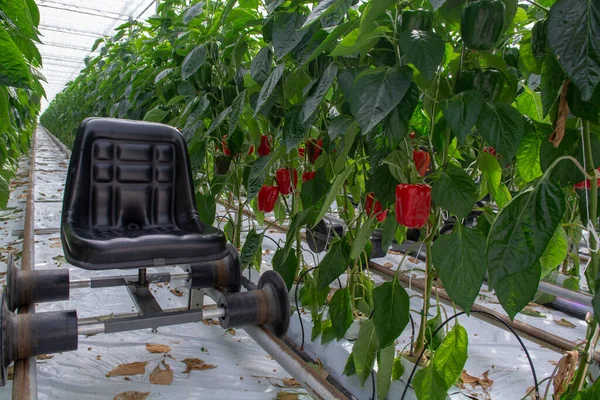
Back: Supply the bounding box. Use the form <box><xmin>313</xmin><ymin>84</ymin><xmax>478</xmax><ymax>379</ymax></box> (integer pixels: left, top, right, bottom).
<box><xmin>149</xmin><ymin>362</ymin><xmax>173</xmax><ymax>385</ymax></box>
<box><xmin>113</xmin><ymin>391</ymin><xmax>149</xmax><ymax>400</ymax></box>
<box><xmin>146</xmin><ymin>343</ymin><xmax>171</xmax><ymax>353</ymax></box>
<box><xmin>383</xmin><ymin>262</ymin><xmax>393</xmax><ymax>268</ymax></box>
<box><xmin>277</xmin><ymin>392</ymin><xmax>299</xmax><ymax>400</ymax></box>
<box><xmin>227</xmin><ymin>328</ymin><xmax>236</xmax><ymax>336</ymax></box>
<box><xmin>36</xmin><ymin>355</ymin><xmax>54</xmax><ymax>360</ymax></box>
<box><xmin>170</xmin><ymin>288</ymin><xmax>184</xmax><ymax>297</ymax></box>
<box><xmin>182</xmin><ymin>358</ymin><xmax>217</xmax><ymax>373</ymax></box>
<box><xmin>553</xmin><ymin>351</ymin><xmax>579</xmax><ymax>399</ymax></box>
<box><xmin>106</xmin><ymin>361</ymin><xmax>148</xmax><ymax>377</ymax></box>
<box><xmin>459</xmin><ymin>370</ymin><xmax>493</xmax><ymax>391</ymax></box>
<box><xmin>554</xmin><ymin>318</ymin><xmax>576</xmax><ymax>328</ymax></box>
<box><xmin>282</xmin><ymin>377</ymin><xmax>301</xmax><ymax>388</ymax></box>
<box><xmin>460</xmin><ymin>370</ymin><xmax>479</xmax><ymax>385</ymax></box>
<box><xmin>202</xmin><ymin>319</ymin><xmax>220</xmax><ymax>326</ymax></box>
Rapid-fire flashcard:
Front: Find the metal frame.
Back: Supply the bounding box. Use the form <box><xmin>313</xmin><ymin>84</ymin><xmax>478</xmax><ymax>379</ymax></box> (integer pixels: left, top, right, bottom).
<box><xmin>37</xmin><ymin>1</ymin><xmax>130</xmax><ymax>21</ymax></box>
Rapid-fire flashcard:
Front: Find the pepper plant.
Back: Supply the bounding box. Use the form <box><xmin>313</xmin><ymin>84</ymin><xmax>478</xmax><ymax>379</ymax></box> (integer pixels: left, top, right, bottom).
<box><xmin>0</xmin><ymin>0</ymin><xmax>44</xmax><ymax>208</ymax></box>
<box><xmin>41</xmin><ymin>0</ymin><xmax>600</xmax><ymax>397</ymax></box>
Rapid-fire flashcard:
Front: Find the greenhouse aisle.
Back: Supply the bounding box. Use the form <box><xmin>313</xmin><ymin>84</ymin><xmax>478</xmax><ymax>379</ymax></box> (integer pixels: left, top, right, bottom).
<box><xmin>1</xmin><ymin>126</ymin><xmax>310</xmax><ymax>400</ymax></box>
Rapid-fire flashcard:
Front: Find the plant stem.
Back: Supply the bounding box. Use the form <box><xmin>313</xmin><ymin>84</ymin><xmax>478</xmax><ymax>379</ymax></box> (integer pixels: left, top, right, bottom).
<box><xmin>414</xmin><ymin>241</ymin><xmax>434</xmax><ymax>355</ymax></box>
<box><xmin>234</xmin><ymin>173</ymin><xmax>244</xmax><ymax>248</ymax></box>
<box><xmin>570</xmin><ymin>120</ymin><xmax>599</xmax><ymax>392</ymax></box>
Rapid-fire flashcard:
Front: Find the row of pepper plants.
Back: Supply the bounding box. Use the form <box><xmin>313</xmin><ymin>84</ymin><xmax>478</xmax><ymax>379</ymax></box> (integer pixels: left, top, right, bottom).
<box><xmin>40</xmin><ymin>0</ymin><xmax>600</xmax><ymax>397</ymax></box>
<box><xmin>0</xmin><ymin>0</ymin><xmax>44</xmax><ymax>208</ymax></box>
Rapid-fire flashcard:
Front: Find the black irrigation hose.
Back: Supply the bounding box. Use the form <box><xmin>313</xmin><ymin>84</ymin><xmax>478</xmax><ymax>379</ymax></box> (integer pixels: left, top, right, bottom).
<box><xmin>371</xmin><ymin>371</ymin><xmax>376</xmax><ymax>400</ymax></box>
<box><xmin>408</xmin><ymin>313</ymin><xmax>415</xmax><ymax>356</ymax></box>
<box><xmin>294</xmin><ymin>266</ymin><xmax>342</xmax><ymax>349</ymax></box>
<box><xmin>399</xmin><ymin>310</ymin><xmax>541</xmax><ymax>400</ymax></box>
<box><xmin>263</xmin><ymin>234</ymin><xmax>281</xmax><ymax>249</ymax></box>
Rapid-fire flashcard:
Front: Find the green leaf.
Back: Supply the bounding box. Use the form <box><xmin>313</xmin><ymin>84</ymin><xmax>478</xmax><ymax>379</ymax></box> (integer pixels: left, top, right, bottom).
<box><xmin>359</xmin><ymin>0</ymin><xmax>395</xmax><ymax>36</ymax></box>
<box><xmin>567</xmin><ymin>83</ymin><xmax>600</xmax><ymax>125</ymax></box>
<box><xmin>376</xmin><ymin>344</ymin><xmax>395</xmax><ymax>400</ymax></box>
<box><xmin>432</xmin><ymin>226</ymin><xmax>487</xmax><ymax>314</ymax></box>
<box><xmin>301</xmin><ymin>63</ymin><xmax>338</xmax><ymax>123</ymax></box>
<box><xmin>352</xmin><ymin>319</ymin><xmax>379</xmax><ymax>385</ymax></box>
<box><xmin>273</xmin><ymin>12</ymin><xmax>309</xmax><ymax>61</ymax></box>
<box><xmin>143</xmin><ymin>107</ymin><xmax>168</xmax><ymax>122</ymax></box>
<box><xmin>316</xmin><ymin>238</ymin><xmax>351</xmax><ymax>289</ymax></box>
<box><xmin>433</xmin><ymin>323</ymin><xmax>469</xmax><ymax>390</ymax></box>
<box><xmin>207</xmin><ymin>106</ymin><xmax>232</xmax><ymax>135</ymax></box>
<box><xmin>302</xmin><ymin>0</ymin><xmax>352</xmax><ymax>29</ymax></box>
<box><xmin>330</xmin><ymin>26</ymin><xmax>388</xmax><ymax>59</ymax></box>
<box><xmin>372</xmin><ymin>278</ymin><xmax>410</xmax><ymax>348</ymax></box>
<box><xmin>443</xmin><ymin>91</ymin><xmax>485</xmax><ymax>144</ymax></box>
<box><xmin>516</xmin><ymin>121</ymin><xmax>544</xmax><ymax>184</ymax></box>
<box><xmin>547</xmin><ymin>0</ymin><xmax>600</xmax><ymax>101</ymax></box>
<box><xmin>254</xmin><ymin>64</ymin><xmax>284</xmax><ymax>116</ymax></box>
<box><xmin>426</xmin><ymin>309</ymin><xmax>445</xmax><ymax>350</ymax></box>
<box><xmin>250</xmin><ymin>47</ymin><xmax>272</xmax><ymax>84</ymax></box>
<box><xmin>228</xmin><ymin>90</ymin><xmax>246</xmax><ymax>137</ymax></box>
<box><xmin>539</xmin><ymin>226</ymin><xmax>568</xmax><ymax>277</ymax></box>
<box><xmin>321</xmin><ymin>320</ymin><xmax>337</xmax><ymax>344</ymax></box>
<box><xmin>384</xmin><ymin>83</ymin><xmax>419</xmax><ymax>149</ymax></box>
<box><xmin>240</xmin><ymin>229</ymin><xmax>263</xmax><ymax>268</ymax></box>
<box><xmin>246</xmin><ymin>147</ymin><xmax>285</xmax><ymax>200</ymax></box>
<box><xmin>431</xmin><ymin>163</ymin><xmax>478</xmax><ymax>218</ymax></box>
<box><xmin>1</xmin><ymin>0</ymin><xmax>36</xmax><ymax>39</ymax></box>
<box><xmin>350</xmin><ymin>219</ymin><xmax>376</xmax><ymax>260</ymax></box>
<box><xmin>313</xmin><ymin>164</ymin><xmax>353</xmax><ymax>227</ymax></box>
<box><xmin>349</xmin><ymin>66</ymin><xmax>413</xmax><ymax>135</ymax></box>
<box><xmin>540</xmin><ymin>55</ymin><xmax>566</xmax><ymax>118</ymax></box>
<box><xmin>305</xmin><ymin>20</ymin><xmax>357</xmax><ymax>65</ymax></box>
<box><xmin>0</xmin><ymin>87</ymin><xmax>9</xmax><ymax>132</ymax></box>
<box><xmin>476</xmin><ymin>102</ymin><xmax>524</xmax><ymax>161</ymax></box>
<box><xmin>0</xmin><ymin>174</ymin><xmax>9</xmax><ymax>209</ymax></box>
<box><xmin>329</xmin><ymin>288</ymin><xmax>353</xmax><ymax>340</ymax></box>
<box><xmin>272</xmin><ymin>248</ymin><xmax>299</xmax><ymax>289</ymax></box>
<box><xmin>487</xmin><ymin>176</ymin><xmax>566</xmax><ymax>318</ymax></box>
<box><xmin>182</xmin><ymin>45</ymin><xmax>207</xmax><ymax>80</ymax></box>
<box><xmin>0</xmin><ymin>27</ymin><xmax>30</xmax><ymax>88</ymax></box>
<box><xmin>575</xmin><ymin>370</ymin><xmax>600</xmax><ymax>399</ymax></box>
<box><xmin>381</xmin><ymin>212</ymin><xmax>396</xmax><ymax>251</ymax></box>
<box><xmin>413</xmin><ymin>364</ymin><xmax>447</xmax><ymax>400</ymax></box>
<box><xmin>183</xmin><ymin>2</ymin><xmax>205</xmax><ymax>24</ymax></box>
<box><xmin>284</xmin><ymin>104</ymin><xmax>315</xmax><ymax>150</ymax></box>
<box><xmin>515</xmin><ymin>87</ymin><xmax>546</xmax><ymax>122</ymax></box>
<box><xmin>343</xmin><ymin>353</ymin><xmax>356</xmax><ymax>376</ymax></box>
<box><xmin>392</xmin><ymin>357</ymin><xmax>405</xmax><ymax>380</ymax></box>
<box><xmin>329</xmin><ymin>115</ymin><xmax>356</xmax><ymax>141</ymax></box>
<box><xmin>479</xmin><ymin>152</ymin><xmax>512</xmax><ymax>208</ymax></box>
<box><xmin>334</xmin><ymin>123</ymin><xmax>358</xmax><ymax>174</ymax></box>
<box><xmin>397</xmin><ymin>30</ymin><xmax>445</xmax><ymax>81</ymax></box>
<box><xmin>196</xmin><ymin>191</ymin><xmax>216</xmax><ymax>225</ymax></box>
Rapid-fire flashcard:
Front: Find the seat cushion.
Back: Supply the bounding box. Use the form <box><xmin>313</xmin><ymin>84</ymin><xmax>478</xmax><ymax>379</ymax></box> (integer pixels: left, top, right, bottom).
<box><xmin>63</xmin><ymin>222</ymin><xmax>227</xmax><ymax>270</ymax></box>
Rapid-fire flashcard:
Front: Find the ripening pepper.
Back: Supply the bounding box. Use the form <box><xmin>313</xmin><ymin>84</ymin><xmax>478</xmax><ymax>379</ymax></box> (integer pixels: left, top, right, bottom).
<box><xmin>413</xmin><ymin>150</ymin><xmax>431</xmax><ymax>177</ymax></box>
<box><xmin>483</xmin><ymin>146</ymin><xmax>496</xmax><ymax>156</ymax></box>
<box><xmin>400</xmin><ymin>9</ymin><xmax>433</xmax><ymax>32</ymax></box>
<box><xmin>275</xmin><ymin>168</ymin><xmax>298</xmax><ymax>195</ymax></box>
<box><xmin>298</xmin><ymin>147</ymin><xmax>305</xmax><ymax>158</ymax></box>
<box><xmin>307</xmin><ymin>139</ymin><xmax>323</xmax><ymax>164</ymax></box>
<box><xmin>248</xmin><ymin>145</ymin><xmax>255</xmax><ymax>155</ymax></box>
<box><xmin>365</xmin><ymin>192</ymin><xmax>387</xmax><ymax>223</ymax></box>
<box><xmin>395</xmin><ymin>184</ymin><xmax>431</xmax><ymax>229</ymax></box>
<box><xmin>457</xmin><ymin>68</ymin><xmax>506</xmax><ymax>102</ymax></box>
<box><xmin>574</xmin><ymin>168</ymin><xmax>600</xmax><ymax>189</ymax></box>
<box><xmin>258</xmin><ymin>135</ymin><xmax>271</xmax><ymax>156</ymax></box>
<box><xmin>222</xmin><ymin>136</ymin><xmax>231</xmax><ymax>156</ymax></box>
<box><xmin>460</xmin><ymin>0</ymin><xmax>506</xmax><ymax>51</ymax></box>
<box><xmin>258</xmin><ymin>185</ymin><xmax>279</xmax><ymax>212</ymax></box>
<box><xmin>531</xmin><ymin>19</ymin><xmax>548</xmax><ymax>60</ymax></box>
<box><xmin>302</xmin><ymin>171</ymin><xmax>316</xmax><ymax>182</ymax></box>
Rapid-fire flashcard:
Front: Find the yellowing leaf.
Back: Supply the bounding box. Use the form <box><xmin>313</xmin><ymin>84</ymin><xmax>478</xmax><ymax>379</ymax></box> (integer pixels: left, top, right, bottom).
<box><xmin>554</xmin><ymin>318</ymin><xmax>576</xmax><ymax>328</ymax></box>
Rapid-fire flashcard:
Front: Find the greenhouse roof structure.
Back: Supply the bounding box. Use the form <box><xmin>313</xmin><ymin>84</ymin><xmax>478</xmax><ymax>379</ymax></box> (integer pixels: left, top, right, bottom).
<box><xmin>37</xmin><ymin>0</ymin><xmax>157</xmax><ymax>110</ymax></box>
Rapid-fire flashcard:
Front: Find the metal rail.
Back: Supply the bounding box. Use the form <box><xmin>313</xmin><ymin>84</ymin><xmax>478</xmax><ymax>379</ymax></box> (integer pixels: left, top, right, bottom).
<box><xmin>12</xmin><ymin>127</ymin><xmax>38</xmax><ymax>400</ymax></box>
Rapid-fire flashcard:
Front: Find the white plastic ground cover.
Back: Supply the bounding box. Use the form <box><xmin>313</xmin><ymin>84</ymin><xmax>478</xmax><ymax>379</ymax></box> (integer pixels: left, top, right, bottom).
<box><xmin>0</xmin><ymin>128</ymin><xmax>310</xmax><ymax>400</ymax></box>
<box><xmin>213</xmin><ymin>201</ymin><xmax>598</xmax><ymax>400</ymax></box>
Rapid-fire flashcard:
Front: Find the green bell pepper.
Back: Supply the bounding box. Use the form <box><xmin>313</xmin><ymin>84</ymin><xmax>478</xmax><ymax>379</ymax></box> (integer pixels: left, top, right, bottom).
<box><xmin>460</xmin><ymin>0</ymin><xmax>506</xmax><ymax>51</ymax></box>
<box><xmin>503</xmin><ymin>46</ymin><xmax>520</xmax><ymax>68</ymax></box>
<box><xmin>531</xmin><ymin>19</ymin><xmax>548</xmax><ymax>60</ymax></box>
<box><xmin>400</xmin><ymin>9</ymin><xmax>433</xmax><ymax>32</ymax></box>
<box><xmin>457</xmin><ymin>68</ymin><xmax>506</xmax><ymax>102</ymax></box>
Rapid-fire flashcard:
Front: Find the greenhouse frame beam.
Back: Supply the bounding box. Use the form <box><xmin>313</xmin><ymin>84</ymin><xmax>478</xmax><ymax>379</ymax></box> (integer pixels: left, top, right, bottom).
<box><xmin>37</xmin><ymin>0</ymin><xmax>130</xmax><ymax>21</ymax></box>
<box><xmin>41</xmin><ymin>56</ymin><xmax>84</xmax><ymax>65</ymax></box>
<box><xmin>39</xmin><ymin>25</ymin><xmax>104</xmax><ymax>38</ymax></box>
<box><xmin>42</xmin><ymin>42</ymin><xmax>94</xmax><ymax>53</ymax></box>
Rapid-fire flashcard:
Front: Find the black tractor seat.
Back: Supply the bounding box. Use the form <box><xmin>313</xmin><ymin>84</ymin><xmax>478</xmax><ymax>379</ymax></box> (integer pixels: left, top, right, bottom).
<box><xmin>61</xmin><ymin>118</ymin><xmax>227</xmax><ymax>270</ymax></box>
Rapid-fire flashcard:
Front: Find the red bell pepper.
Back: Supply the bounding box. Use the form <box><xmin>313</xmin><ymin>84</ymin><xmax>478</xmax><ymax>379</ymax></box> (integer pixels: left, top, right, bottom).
<box><xmin>413</xmin><ymin>150</ymin><xmax>431</xmax><ymax>177</ymax></box>
<box><xmin>307</xmin><ymin>139</ymin><xmax>323</xmax><ymax>164</ymax></box>
<box><xmin>483</xmin><ymin>146</ymin><xmax>496</xmax><ymax>156</ymax></box>
<box><xmin>222</xmin><ymin>136</ymin><xmax>231</xmax><ymax>156</ymax></box>
<box><xmin>395</xmin><ymin>184</ymin><xmax>431</xmax><ymax>228</ymax></box>
<box><xmin>258</xmin><ymin>135</ymin><xmax>271</xmax><ymax>156</ymax></box>
<box><xmin>574</xmin><ymin>168</ymin><xmax>600</xmax><ymax>189</ymax></box>
<box><xmin>298</xmin><ymin>147</ymin><xmax>305</xmax><ymax>158</ymax></box>
<box><xmin>302</xmin><ymin>171</ymin><xmax>316</xmax><ymax>182</ymax></box>
<box><xmin>365</xmin><ymin>192</ymin><xmax>387</xmax><ymax>222</ymax></box>
<box><xmin>248</xmin><ymin>145</ymin><xmax>255</xmax><ymax>155</ymax></box>
<box><xmin>258</xmin><ymin>185</ymin><xmax>279</xmax><ymax>212</ymax></box>
<box><xmin>275</xmin><ymin>168</ymin><xmax>298</xmax><ymax>195</ymax></box>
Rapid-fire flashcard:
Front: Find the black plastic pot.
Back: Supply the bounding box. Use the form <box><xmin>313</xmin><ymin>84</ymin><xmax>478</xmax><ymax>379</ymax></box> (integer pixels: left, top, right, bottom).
<box><xmin>370</xmin><ymin>229</ymin><xmax>387</xmax><ymax>259</ymax></box>
<box><xmin>306</xmin><ymin>218</ymin><xmax>344</xmax><ymax>253</ymax></box>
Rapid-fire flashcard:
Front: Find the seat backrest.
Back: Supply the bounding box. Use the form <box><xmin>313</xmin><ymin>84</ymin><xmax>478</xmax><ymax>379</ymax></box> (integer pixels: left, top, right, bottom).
<box><xmin>62</xmin><ymin>118</ymin><xmax>202</xmax><ymax>234</ymax></box>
